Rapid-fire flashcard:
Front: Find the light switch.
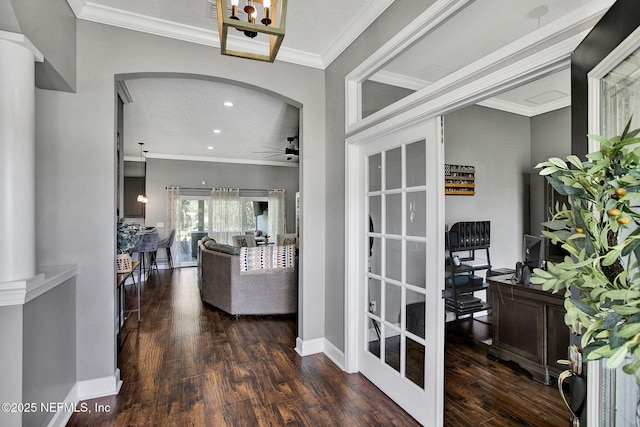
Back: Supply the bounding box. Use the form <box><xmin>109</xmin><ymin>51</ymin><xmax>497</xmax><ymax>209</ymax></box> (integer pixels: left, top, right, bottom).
<box><xmin>156</xmin><ymin>222</ymin><xmax>165</xmax><ymax>228</ymax></box>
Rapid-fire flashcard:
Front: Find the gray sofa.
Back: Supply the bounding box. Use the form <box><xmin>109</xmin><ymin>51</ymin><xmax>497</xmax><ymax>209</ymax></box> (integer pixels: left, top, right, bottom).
<box><xmin>197</xmin><ymin>240</ymin><xmax>297</xmax><ymax>315</ymax></box>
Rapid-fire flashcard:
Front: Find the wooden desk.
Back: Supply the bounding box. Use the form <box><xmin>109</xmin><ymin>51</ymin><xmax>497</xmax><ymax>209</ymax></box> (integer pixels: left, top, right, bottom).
<box><xmin>487</xmin><ymin>274</ymin><xmax>570</xmax><ymax>385</ymax></box>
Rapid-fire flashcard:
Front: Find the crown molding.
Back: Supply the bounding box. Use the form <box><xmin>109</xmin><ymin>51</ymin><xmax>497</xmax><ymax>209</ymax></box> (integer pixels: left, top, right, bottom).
<box><xmin>66</xmin><ymin>0</ymin><xmax>86</xmax><ymax>16</ymax></box>
<box><xmin>76</xmin><ymin>2</ymin><xmax>220</xmax><ymax>46</ymax></box>
<box><xmin>320</xmin><ymin>0</ymin><xmax>395</xmax><ymax>67</ymax></box>
<box><xmin>368</xmin><ymin>69</ymin><xmax>427</xmax><ymax>91</ymax></box>
<box><xmin>69</xmin><ymin>0</ymin><xmax>384</xmax><ymax>69</ymax></box>
<box><xmin>476</xmin><ymin>96</ymin><xmax>571</xmax><ymax>117</ymax></box>
<box><xmin>372</xmin><ymin>67</ymin><xmax>572</xmax><ymax>117</ymax></box>
<box><xmin>146</xmin><ymin>152</ymin><xmax>299</xmax><ymax>167</ymax></box>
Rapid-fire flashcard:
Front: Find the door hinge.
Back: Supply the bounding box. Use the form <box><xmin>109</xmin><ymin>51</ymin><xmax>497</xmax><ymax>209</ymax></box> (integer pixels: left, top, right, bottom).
<box><xmin>441</xmin><ymin>289</ymin><xmax>445</xmax><ymax>299</ymax></box>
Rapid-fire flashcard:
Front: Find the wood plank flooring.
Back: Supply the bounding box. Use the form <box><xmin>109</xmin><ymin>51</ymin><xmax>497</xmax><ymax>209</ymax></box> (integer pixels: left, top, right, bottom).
<box><xmin>67</xmin><ymin>268</ymin><xmax>569</xmax><ymax>426</ymax></box>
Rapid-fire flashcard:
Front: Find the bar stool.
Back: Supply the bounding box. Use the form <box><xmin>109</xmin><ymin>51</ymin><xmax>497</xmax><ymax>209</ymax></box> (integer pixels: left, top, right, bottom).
<box><xmin>156</xmin><ymin>229</ymin><xmax>176</xmax><ymax>271</ymax></box>
<box><xmin>129</xmin><ymin>230</ymin><xmax>160</xmax><ymax>282</ymax></box>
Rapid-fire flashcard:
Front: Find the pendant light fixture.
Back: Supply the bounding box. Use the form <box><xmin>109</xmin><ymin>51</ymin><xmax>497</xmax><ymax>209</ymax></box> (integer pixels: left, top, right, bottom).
<box><xmin>136</xmin><ymin>142</ymin><xmax>148</xmax><ymax>204</ymax></box>
<box><xmin>217</xmin><ymin>0</ymin><xmax>287</xmax><ymax>62</ymax></box>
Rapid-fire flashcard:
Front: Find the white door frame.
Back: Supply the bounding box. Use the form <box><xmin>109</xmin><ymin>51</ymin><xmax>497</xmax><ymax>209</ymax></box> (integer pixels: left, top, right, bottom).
<box><xmin>344</xmin><ymin>4</ymin><xmax>610</xmax><ymax>377</ymax></box>
<box><xmin>346</xmin><ymin>116</ymin><xmax>446</xmax><ymax>425</ymax></box>
<box><xmin>585</xmin><ymin>24</ymin><xmax>640</xmax><ymax>427</ymax></box>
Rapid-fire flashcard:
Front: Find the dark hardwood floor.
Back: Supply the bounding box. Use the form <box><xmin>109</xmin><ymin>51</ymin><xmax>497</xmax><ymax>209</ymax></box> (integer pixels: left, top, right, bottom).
<box><xmin>68</xmin><ymin>268</ymin><xmax>569</xmax><ymax>426</ymax></box>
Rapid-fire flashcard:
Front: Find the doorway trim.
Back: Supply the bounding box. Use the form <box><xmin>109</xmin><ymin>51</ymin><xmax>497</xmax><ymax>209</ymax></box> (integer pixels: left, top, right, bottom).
<box><xmin>585</xmin><ymin>24</ymin><xmax>640</xmax><ymax>427</ymax></box>
<box><xmin>344</xmin><ymin>9</ymin><xmax>611</xmax><ymax>372</ymax></box>
<box><xmin>344</xmin><ymin>0</ymin><xmax>614</xmax><ymax>135</ymax></box>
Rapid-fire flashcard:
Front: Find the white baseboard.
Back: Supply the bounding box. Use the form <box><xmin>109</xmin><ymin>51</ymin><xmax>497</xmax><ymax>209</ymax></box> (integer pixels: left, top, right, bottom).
<box><xmin>295</xmin><ymin>337</ymin><xmax>324</xmax><ymax>356</ymax></box>
<box><xmin>46</xmin><ymin>383</ymin><xmax>78</xmax><ymax>427</ymax></box>
<box><xmin>76</xmin><ymin>369</ymin><xmax>122</xmax><ymax>401</ymax></box>
<box><xmin>323</xmin><ymin>338</ymin><xmax>345</xmax><ymax>370</ymax></box>
<box><xmin>46</xmin><ymin>370</ymin><xmax>122</xmax><ymax>427</ymax></box>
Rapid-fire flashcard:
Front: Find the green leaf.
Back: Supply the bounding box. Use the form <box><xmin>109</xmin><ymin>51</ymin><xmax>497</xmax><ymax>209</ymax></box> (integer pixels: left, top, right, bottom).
<box><xmin>539</xmin><ymin>166</ymin><xmax>559</xmax><ymax>176</ymax></box>
<box><xmin>609</xmin><ymin>305</ymin><xmax>640</xmax><ymax>315</ymax></box>
<box><xmin>602</xmin><ymin>312</ymin><xmax>622</xmax><ymax>329</ymax></box>
<box><xmin>603</xmin><ymin>290</ymin><xmax>640</xmax><ymax>301</ymax></box>
<box><xmin>583</xmin><ymin>341</ymin><xmax>608</xmax><ymax>359</ymax></box>
<box><xmin>607</xmin><ymin>345</ymin><xmax>629</xmax><ymax>369</ymax></box>
<box><xmin>588</xmin><ymin>134</ymin><xmax>612</xmax><ymax>146</ymax></box>
<box><xmin>609</xmin><ymin>323</ymin><xmax>625</xmax><ymax>349</ymax></box>
<box><xmin>603</xmin><ymin>248</ymin><xmax>622</xmax><ymax>266</ymax></box>
<box><xmin>572</xmin><ymin>299</ymin><xmax>598</xmax><ymax>316</ymax></box>
<box><xmin>622</xmin><ymin>357</ymin><xmax>640</xmax><ymax>376</ymax></box>
<box><xmin>615</xmin><ymin>322</ymin><xmax>640</xmax><ymax>339</ymax></box>
<box><xmin>548</xmin><ymin>157</ymin><xmax>568</xmax><ymax>169</ymax></box>
<box><xmin>566</xmin><ymin>155</ymin><xmax>584</xmax><ymax>170</ymax></box>
<box><xmin>541</xmin><ymin>220</ymin><xmax>568</xmax><ymax>231</ymax></box>
<box><xmin>532</xmin><ymin>268</ymin><xmax>552</xmax><ymax>279</ymax></box>
<box><xmin>586</xmin><ymin>343</ymin><xmax>612</xmax><ymax>360</ymax></box>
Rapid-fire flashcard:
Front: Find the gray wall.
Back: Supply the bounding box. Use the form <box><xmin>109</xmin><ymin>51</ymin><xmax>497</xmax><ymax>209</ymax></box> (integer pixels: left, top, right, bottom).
<box><xmin>444</xmin><ymin>105</ymin><xmax>531</xmax><ymax>270</ymax></box>
<box><xmin>0</xmin><ymin>305</ymin><xmax>23</xmax><ymax>427</ymax></box>
<box><xmin>35</xmin><ymin>19</ymin><xmax>326</xmax><ymax>385</ymax></box>
<box><xmin>530</xmin><ymin>107</ymin><xmax>571</xmax><ymax>238</ymax></box>
<box><xmin>8</xmin><ymin>0</ymin><xmax>76</xmax><ymax>91</ymax></box>
<box><xmin>324</xmin><ymin>0</ymin><xmax>438</xmax><ymax>353</ymax></box>
<box><xmin>22</xmin><ymin>278</ymin><xmax>77</xmax><ymax>427</ymax></box>
<box><xmin>144</xmin><ymin>158</ymin><xmax>299</xmax><ymax>238</ymax></box>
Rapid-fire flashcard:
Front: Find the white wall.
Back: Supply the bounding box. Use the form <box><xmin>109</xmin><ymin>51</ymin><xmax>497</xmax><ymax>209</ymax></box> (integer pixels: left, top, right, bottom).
<box><xmin>444</xmin><ymin>105</ymin><xmax>531</xmax><ymax>270</ymax></box>
<box><xmin>35</xmin><ymin>20</ymin><xmax>325</xmax><ymax>387</ymax></box>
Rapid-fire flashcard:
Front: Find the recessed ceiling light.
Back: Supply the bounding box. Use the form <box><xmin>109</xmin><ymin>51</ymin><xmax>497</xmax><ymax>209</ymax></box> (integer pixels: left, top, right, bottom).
<box><xmin>213</xmin><ymin>129</ymin><xmax>221</xmax><ymax>134</ymax></box>
<box><xmin>207</xmin><ymin>146</ymin><xmax>214</xmax><ymax>150</ymax></box>
<box><xmin>224</xmin><ymin>101</ymin><xmax>233</xmax><ymax>107</ymax></box>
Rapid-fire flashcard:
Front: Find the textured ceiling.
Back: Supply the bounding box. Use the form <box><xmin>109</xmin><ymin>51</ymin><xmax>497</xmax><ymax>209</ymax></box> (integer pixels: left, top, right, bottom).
<box><xmin>122</xmin><ymin>77</ymin><xmax>300</xmax><ymax>165</ymax></box>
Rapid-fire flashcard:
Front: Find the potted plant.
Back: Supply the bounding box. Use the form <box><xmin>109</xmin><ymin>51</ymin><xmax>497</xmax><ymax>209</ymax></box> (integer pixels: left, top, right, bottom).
<box><xmin>116</xmin><ymin>218</ymin><xmax>141</xmax><ymax>273</ymax></box>
<box><xmin>531</xmin><ymin>119</ymin><xmax>640</xmax><ymax>383</ymax></box>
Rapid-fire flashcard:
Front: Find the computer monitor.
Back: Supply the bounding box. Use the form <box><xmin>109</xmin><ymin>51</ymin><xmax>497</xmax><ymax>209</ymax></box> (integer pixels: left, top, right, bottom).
<box><xmin>523</xmin><ymin>234</ymin><xmax>545</xmax><ymax>270</ymax></box>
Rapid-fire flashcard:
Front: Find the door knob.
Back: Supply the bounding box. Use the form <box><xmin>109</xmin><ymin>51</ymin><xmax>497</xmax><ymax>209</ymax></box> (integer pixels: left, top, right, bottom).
<box><xmin>558</xmin><ymin>370</ymin><xmax>586</xmax><ymax>427</ymax></box>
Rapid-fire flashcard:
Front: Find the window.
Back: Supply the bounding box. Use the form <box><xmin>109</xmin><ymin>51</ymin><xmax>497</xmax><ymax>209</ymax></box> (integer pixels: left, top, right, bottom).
<box><xmin>178</xmin><ymin>196</ymin><xmax>210</xmax><ymax>264</ymax></box>
<box><xmin>241</xmin><ymin>197</ymin><xmax>269</xmax><ymax>243</ymax></box>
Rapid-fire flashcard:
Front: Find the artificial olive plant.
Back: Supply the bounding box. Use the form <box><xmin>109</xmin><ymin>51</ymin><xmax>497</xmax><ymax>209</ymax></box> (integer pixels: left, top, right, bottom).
<box><xmin>531</xmin><ymin>118</ymin><xmax>640</xmax><ymax>383</ymax></box>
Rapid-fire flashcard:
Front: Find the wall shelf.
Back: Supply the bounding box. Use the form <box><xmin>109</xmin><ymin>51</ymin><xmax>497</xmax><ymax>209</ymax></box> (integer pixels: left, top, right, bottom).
<box><xmin>445</xmin><ymin>164</ymin><xmax>475</xmax><ymax>196</ymax></box>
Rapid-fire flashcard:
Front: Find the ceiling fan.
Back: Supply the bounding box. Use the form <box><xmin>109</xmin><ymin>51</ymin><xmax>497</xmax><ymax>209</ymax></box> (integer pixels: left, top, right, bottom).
<box><xmin>254</xmin><ymin>136</ymin><xmax>299</xmax><ymax>161</ymax></box>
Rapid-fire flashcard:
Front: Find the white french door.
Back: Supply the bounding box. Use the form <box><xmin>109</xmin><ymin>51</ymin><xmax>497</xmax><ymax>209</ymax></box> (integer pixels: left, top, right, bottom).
<box><xmin>348</xmin><ymin>116</ymin><xmax>445</xmax><ymax>426</ymax></box>
<box><xmin>587</xmin><ymin>26</ymin><xmax>640</xmax><ymax>427</ymax></box>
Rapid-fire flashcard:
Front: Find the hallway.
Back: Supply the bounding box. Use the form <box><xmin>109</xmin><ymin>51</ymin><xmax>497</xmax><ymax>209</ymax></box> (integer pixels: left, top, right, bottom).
<box><xmin>68</xmin><ymin>267</ymin><xmax>567</xmax><ymax>426</ymax></box>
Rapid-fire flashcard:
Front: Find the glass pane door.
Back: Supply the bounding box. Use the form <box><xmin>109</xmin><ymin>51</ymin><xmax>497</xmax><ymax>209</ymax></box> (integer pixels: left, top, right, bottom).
<box><xmin>357</xmin><ymin>117</ymin><xmax>444</xmax><ymax>426</ymax></box>
<box><xmin>178</xmin><ymin>196</ymin><xmax>210</xmax><ymax>266</ymax></box>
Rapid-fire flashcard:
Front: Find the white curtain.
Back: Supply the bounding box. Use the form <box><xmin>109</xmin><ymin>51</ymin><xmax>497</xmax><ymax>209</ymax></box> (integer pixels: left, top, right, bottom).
<box><xmin>268</xmin><ymin>189</ymin><xmax>286</xmax><ymax>243</ymax></box>
<box><xmin>209</xmin><ymin>188</ymin><xmax>240</xmax><ymax>245</ymax></box>
<box><xmin>166</xmin><ymin>186</ymin><xmax>181</xmax><ymax>267</ymax></box>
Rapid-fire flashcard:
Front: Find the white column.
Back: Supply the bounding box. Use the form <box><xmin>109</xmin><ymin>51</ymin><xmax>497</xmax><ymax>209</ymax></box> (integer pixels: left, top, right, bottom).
<box><xmin>0</xmin><ymin>39</ymin><xmax>37</xmax><ymax>283</ymax></box>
